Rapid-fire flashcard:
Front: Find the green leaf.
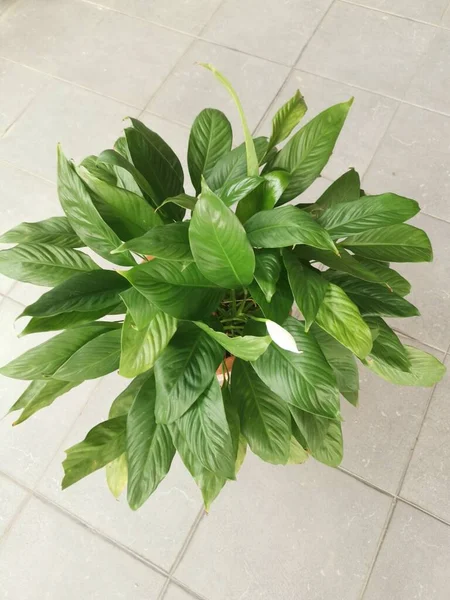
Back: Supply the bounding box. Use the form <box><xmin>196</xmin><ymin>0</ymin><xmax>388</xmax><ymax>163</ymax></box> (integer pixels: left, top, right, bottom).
<box><xmin>123</xmin><ymin>259</ymin><xmax>224</xmax><ymax>320</ymax></box>
<box><xmin>116</xmin><ymin>222</ymin><xmax>192</xmax><ymax>262</ymax></box>
<box><xmin>245</xmin><ymin>205</ymin><xmax>338</xmax><ymax>253</ymax></box>
<box><xmin>201</xmin><ymin>64</ymin><xmax>258</xmax><ymax>177</ymax></box>
<box><xmin>158</xmin><ymin>193</ymin><xmax>198</xmax><ymax>212</ymax></box>
<box><xmin>98</xmin><ymin>149</ymin><xmax>157</xmax><ymax>204</ymax></box>
<box><xmin>154</xmin><ymin>322</ymin><xmax>224</xmax><ymax>423</ymax></box>
<box><xmin>272</xmin><ymin>99</ymin><xmax>353</xmax><ymax>203</ymax></box>
<box><xmin>62</xmin><ymin>416</ymin><xmax>127</xmax><ymax>489</ymax></box>
<box><xmin>10</xmin><ymin>379</ymin><xmax>76</xmax><ymax>424</ymax></box>
<box><xmin>207</xmin><ymin>137</ymin><xmax>268</xmax><ymax>191</ymax></box>
<box><xmin>254</xmin><ymin>249</ymin><xmax>282</xmax><ymax>302</ymax></box>
<box><xmin>365</xmin><ymin>317</ymin><xmax>411</xmax><ymax>372</ymax></box>
<box><xmin>260</xmin><ymin>171</ymin><xmax>291</xmax><ymax>209</ymax></box>
<box><xmin>21</xmin><ymin>270</ymin><xmax>129</xmax><ymax>318</ymax></box>
<box><xmin>0</xmin><ymin>323</ymin><xmax>117</xmax><ymax>380</ymax></box>
<box><xmin>290</xmin><ymin>406</ymin><xmax>343</xmax><ymax>467</ymax></box>
<box><xmin>352</xmin><ymin>257</ymin><xmax>411</xmax><ymax>296</ymax></box>
<box><xmin>267</xmin><ymin>89</ymin><xmax>307</xmax><ymax>153</ymax></box>
<box><xmin>310</xmin><ymin>324</ymin><xmax>359</xmax><ymax>406</ymax></box>
<box><xmin>127</xmin><ymin>373</ymin><xmax>175</xmax><ymax>509</ymax></box>
<box><xmin>193</xmin><ymin>321</ymin><xmax>271</xmax><ymax>361</ymax></box>
<box><xmin>283</xmin><ymin>249</ymin><xmax>328</xmax><ymax>331</ymax></box>
<box><xmin>57</xmin><ymin>146</ymin><xmax>135</xmax><ymax>266</ymax></box>
<box><xmin>53</xmin><ymin>328</ymin><xmax>122</xmax><ymax>380</ymax></box>
<box><xmin>315</xmin><ymin>283</ymin><xmax>373</xmax><ymax>359</ymax></box>
<box><xmin>119</xmin><ymin>287</ymin><xmax>157</xmax><ymax>330</ymax></box>
<box><xmin>340</xmin><ymin>223</ymin><xmax>433</xmax><ymax>262</ymax></box>
<box><xmin>188</xmin><ymin>108</ymin><xmax>233</xmax><ymax>194</ymax></box>
<box><xmin>318</xmin><ymin>194</ymin><xmax>420</xmax><ymax>238</ymax></box>
<box><xmin>252</xmin><ymin>316</ymin><xmax>340</xmax><ymax>419</ymax></box>
<box><xmin>0</xmin><ymin>216</ymin><xmax>82</xmax><ymax>247</ymax></box>
<box><xmin>287</xmin><ymin>436</ymin><xmax>309</xmax><ymax>464</ymax></box>
<box><xmin>364</xmin><ymin>345</ymin><xmax>446</xmax><ymax>387</ymax></box>
<box><xmin>19</xmin><ymin>305</ymin><xmax>122</xmax><ymax>336</ymax></box>
<box><xmin>177</xmin><ymin>376</ymin><xmax>235</xmax><ymax>478</ymax></box>
<box><xmin>249</xmin><ymin>270</ymin><xmax>293</xmax><ymax>325</ymax></box>
<box><xmin>109</xmin><ymin>371</ymin><xmax>154</xmax><ymax>418</ymax></box>
<box><xmin>119</xmin><ymin>311</ymin><xmax>177</xmax><ymax>378</ymax></box>
<box><xmin>325</xmin><ymin>274</ymin><xmax>420</xmax><ymax>318</ymax></box>
<box><xmin>189</xmin><ymin>180</ymin><xmax>255</xmax><ymax>288</ymax></box>
<box><xmin>106</xmin><ymin>453</ymin><xmax>128</xmax><ymax>499</ymax></box>
<box><xmin>0</xmin><ymin>244</ymin><xmax>99</xmax><ymax>287</ymax></box>
<box><xmin>232</xmin><ymin>358</ymin><xmax>291</xmax><ymax>464</ymax></box>
<box><xmin>309</xmin><ymin>169</ymin><xmax>360</xmax><ymax>214</ymax></box>
<box><xmin>218</xmin><ymin>176</ymin><xmax>263</xmax><ymax>207</ymax></box>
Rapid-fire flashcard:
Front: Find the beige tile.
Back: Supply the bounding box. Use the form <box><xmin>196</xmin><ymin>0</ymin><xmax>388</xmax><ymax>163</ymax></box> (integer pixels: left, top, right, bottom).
<box><xmin>0</xmin><ymin>474</ymin><xmax>28</xmax><ymax>537</ymax></box>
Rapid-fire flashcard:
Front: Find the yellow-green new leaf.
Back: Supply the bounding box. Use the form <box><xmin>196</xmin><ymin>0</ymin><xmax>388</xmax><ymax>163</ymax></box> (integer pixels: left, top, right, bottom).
<box><xmin>194</xmin><ymin>321</ymin><xmax>271</xmax><ymax>361</ymax></box>
<box><xmin>267</xmin><ymin>90</ymin><xmax>307</xmax><ymax>152</ymax></box>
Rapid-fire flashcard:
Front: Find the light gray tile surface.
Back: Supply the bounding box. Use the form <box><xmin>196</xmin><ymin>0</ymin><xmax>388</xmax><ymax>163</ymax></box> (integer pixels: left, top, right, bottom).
<box><xmin>401</xmin><ymin>355</ymin><xmax>450</xmax><ymax>522</ymax></box>
<box><xmin>165</xmin><ymin>583</ymin><xmax>197</xmax><ymax>600</ymax></box>
<box><xmin>203</xmin><ymin>0</ymin><xmax>334</xmax><ymax>65</ymax></box>
<box><xmin>299</xmin><ymin>2</ymin><xmax>436</xmax><ymax>97</ymax></box>
<box><xmin>349</xmin><ymin>0</ymin><xmax>450</xmax><ymax>23</ymax></box>
<box><xmin>442</xmin><ymin>4</ymin><xmax>450</xmax><ymax>26</ymax></box>
<box><xmin>364</xmin><ymin>502</ymin><xmax>450</xmax><ymax>600</ymax></box>
<box><xmin>175</xmin><ymin>453</ymin><xmax>391</xmax><ymax>600</ymax></box>
<box><xmin>0</xmin><ymin>474</ymin><xmax>28</xmax><ymax>537</ymax></box>
<box><xmin>0</xmin><ymin>497</ymin><xmax>166</xmax><ymax>599</ymax></box>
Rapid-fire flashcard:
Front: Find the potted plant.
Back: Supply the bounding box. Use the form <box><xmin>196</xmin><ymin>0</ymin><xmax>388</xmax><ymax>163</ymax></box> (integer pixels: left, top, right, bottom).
<box><xmin>0</xmin><ymin>65</ymin><xmax>445</xmax><ymax>511</ymax></box>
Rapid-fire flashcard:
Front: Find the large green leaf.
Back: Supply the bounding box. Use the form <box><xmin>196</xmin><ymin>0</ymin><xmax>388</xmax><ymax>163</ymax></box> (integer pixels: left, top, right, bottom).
<box><xmin>57</xmin><ymin>146</ymin><xmax>135</xmax><ymax>266</ymax></box>
<box><xmin>308</xmin><ymin>169</ymin><xmax>360</xmax><ymax>215</ymax></box>
<box><xmin>189</xmin><ymin>181</ymin><xmax>255</xmax><ymax>288</ymax></box>
<box><xmin>98</xmin><ymin>149</ymin><xmax>157</xmax><ymax>204</ymax></box>
<box><xmin>271</xmin><ymin>99</ymin><xmax>353</xmax><ymax>203</ymax></box>
<box><xmin>290</xmin><ymin>406</ymin><xmax>343</xmax><ymax>467</ymax></box>
<box><xmin>188</xmin><ymin>108</ymin><xmax>233</xmax><ymax>194</ymax></box>
<box><xmin>318</xmin><ymin>194</ymin><xmax>419</xmax><ymax>238</ymax></box>
<box><xmin>0</xmin><ymin>323</ymin><xmax>117</xmax><ymax>380</ymax></box>
<box><xmin>207</xmin><ymin>137</ymin><xmax>268</xmax><ymax>191</ymax></box>
<box><xmin>245</xmin><ymin>205</ymin><xmax>338</xmax><ymax>253</ymax></box>
<box><xmin>119</xmin><ymin>311</ymin><xmax>177</xmax><ymax>378</ymax></box>
<box><xmin>53</xmin><ymin>328</ymin><xmax>122</xmax><ymax>380</ymax></box>
<box><xmin>287</xmin><ymin>436</ymin><xmax>309</xmax><ymax>464</ymax></box>
<box><xmin>249</xmin><ymin>270</ymin><xmax>293</xmax><ymax>325</ymax></box>
<box><xmin>177</xmin><ymin>376</ymin><xmax>235</xmax><ymax>479</ymax></box>
<box><xmin>218</xmin><ymin>176</ymin><xmax>263</xmax><ymax>207</ymax></box>
<box><xmin>0</xmin><ymin>216</ymin><xmax>81</xmax><ymax>247</ymax></box>
<box><xmin>158</xmin><ymin>193</ymin><xmax>197</xmax><ymax>212</ymax></box>
<box><xmin>116</xmin><ymin>222</ymin><xmax>192</xmax><ymax>262</ymax></box>
<box><xmin>21</xmin><ymin>270</ymin><xmax>129</xmax><ymax>318</ymax></box>
<box><xmin>10</xmin><ymin>379</ymin><xmax>76</xmax><ymax>425</ymax></box>
<box><xmin>232</xmin><ymin>358</ymin><xmax>291</xmax><ymax>464</ymax></box>
<box><xmin>62</xmin><ymin>416</ymin><xmax>127</xmax><ymax>489</ymax></box>
<box><xmin>315</xmin><ymin>283</ymin><xmax>372</xmax><ymax>359</ymax></box>
<box><xmin>352</xmin><ymin>257</ymin><xmax>411</xmax><ymax>297</ymax></box>
<box><xmin>154</xmin><ymin>322</ymin><xmax>224</xmax><ymax>423</ymax></box>
<box><xmin>127</xmin><ymin>373</ymin><xmax>175</xmax><ymax>509</ymax></box>
<box><xmin>254</xmin><ymin>249</ymin><xmax>282</xmax><ymax>302</ymax></box>
<box><xmin>365</xmin><ymin>317</ymin><xmax>411</xmax><ymax>372</ymax></box>
<box><xmin>310</xmin><ymin>324</ymin><xmax>359</xmax><ymax>406</ymax></box>
<box><xmin>123</xmin><ymin>259</ymin><xmax>224</xmax><ymax>320</ymax></box>
<box><xmin>283</xmin><ymin>249</ymin><xmax>328</xmax><ymax>331</ymax></box>
<box><xmin>364</xmin><ymin>345</ymin><xmax>446</xmax><ymax>387</ymax></box>
<box><xmin>267</xmin><ymin>90</ymin><xmax>307</xmax><ymax>153</ymax></box>
<box><xmin>193</xmin><ymin>321</ymin><xmax>271</xmax><ymax>361</ymax></box>
<box><xmin>340</xmin><ymin>223</ymin><xmax>433</xmax><ymax>262</ymax></box>
<box><xmin>234</xmin><ymin>171</ymin><xmax>291</xmax><ymax>224</ymax></box>
<box><xmin>0</xmin><ymin>244</ymin><xmax>99</xmax><ymax>287</ymax></box>
<box><xmin>119</xmin><ymin>287</ymin><xmax>157</xmax><ymax>330</ymax></box>
<box><xmin>252</xmin><ymin>316</ymin><xmax>340</xmax><ymax>419</ymax></box>
<box><xmin>19</xmin><ymin>305</ymin><xmax>122</xmax><ymax>336</ymax></box>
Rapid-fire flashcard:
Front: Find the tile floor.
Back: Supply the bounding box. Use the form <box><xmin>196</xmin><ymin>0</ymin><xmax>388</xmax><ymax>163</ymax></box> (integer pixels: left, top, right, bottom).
<box><xmin>0</xmin><ymin>0</ymin><xmax>450</xmax><ymax>598</ymax></box>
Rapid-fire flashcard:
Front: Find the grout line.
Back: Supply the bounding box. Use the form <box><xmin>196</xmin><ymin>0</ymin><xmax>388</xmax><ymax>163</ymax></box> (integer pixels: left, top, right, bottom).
<box><xmin>0</xmin><ymin>478</ymin><xmax>33</xmax><ymax>551</ymax></box>
<box><xmin>169</xmin><ymin>577</ymin><xmax>210</xmax><ymax>600</ymax></box>
<box><xmin>396</xmin><ymin>496</ymin><xmax>450</xmax><ymax>528</ymax></box>
<box><xmin>337</xmin><ymin>466</ymin><xmax>396</xmax><ymax>500</ymax></box>
<box><xmin>0</xmin><ymin>157</ymin><xmax>56</xmax><ymax>185</ymax></box>
<box><xmin>391</xmin><ymin>327</ymin><xmax>447</xmax><ymax>355</ymax></box>
<box><xmin>359</xmin><ymin>102</ymin><xmax>401</xmax><ymax>180</ymax></box>
<box><xmin>341</xmin><ymin>0</ymin><xmax>450</xmax><ymax>29</ymax></box>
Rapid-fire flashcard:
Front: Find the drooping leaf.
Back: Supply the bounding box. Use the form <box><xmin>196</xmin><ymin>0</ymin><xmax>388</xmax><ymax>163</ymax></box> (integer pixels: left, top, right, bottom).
<box><xmin>119</xmin><ymin>287</ymin><xmax>157</xmax><ymax>330</ymax></box>
<box><xmin>123</xmin><ymin>259</ymin><xmax>224</xmax><ymax>320</ymax></box>
<box><xmin>249</xmin><ymin>270</ymin><xmax>293</xmax><ymax>325</ymax></box>
<box><xmin>0</xmin><ymin>244</ymin><xmax>99</xmax><ymax>286</ymax></box>
<box><xmin>365</xmin><ymin>317</ymin><xmax>411</xmax><ymax>372</ymax></box>
<box><xmin>10</xmin><ymin>379</ymin><xmax>77</xmax><ymax>424</ymax></box>
<box><xmin>193</xmin><ymin>321</ymin><xmax>271</xmax><ymax>361</ymax></box>
<box><xmin>116</xmin><ymin>222</ymin><xmax>192</xmax><ymax>262</ymax></box>
<box><xmin>232</xmin><ymin>358</ymin><xmax>291</xmax><ymax>464</ymax></box>
<box><xmin>352</xmin><ymin>257</ymin><xmax>411</xmax><ymax>297</ymax></box>
<box><xmin>0</xmin><ymin>216</ymin><xmax>81</xmax><ymax>247</ymax></box>
<box><xmin>158</xmin><ymin>193</ymin><xmax>198</xmax><ymax>212</ymax></box>
<box><xmin>267</xmin><ymin>90</ymin><xmax>307</xmax><ymax>153</ymax></box>
<box><xmin>271</xmin><ymin>99</ymin><xmax>353</xmax><ymax>203</ymax></box>
<box><xmin>189</xmin><ymin>180</ymin><xmax>255</xmax><ymax>288</ymax></box>
<box><xmin>127</xmin><ymin>373</ymin><xmax>175</xmax><ymax>509</ymax></box>
<box><xmin>19</xmin><ymin>305</ymin><xmax>122</xmax><ymax>336</ymax></box>
<box><xmin>188</xmin><ymin>108</ymin><xmax>233</xmax><ymax>194</ymax></box>
<box><xmin>106</xmin><ymin>453</ymin><xmax>128</xmax><ymax>499</ymax></box>
<box><xmin>340</xmin><ymin>223</ymin><xmax>433</xmax><ymax>262</ymax></box>
<box><xmin>287</xmin><ymin>436</ymin><xmax>309</xmax><ymax>464</ymax></box>
<box><xmin>254</xmin><ymin>248</ymin><xmax>282</xmax><ymax>302</ymax></box>
<box><xmin>207</xmin><ymin>137</ymin><xmax>268</xmax><ymax>191</ymax></box>
<box><xmin>109</xmin><ymin>370</ymin><xmax>154</xmax><ymax>419</ymax></box>
<box><xmin>308</xmin><ymin>169</ymin><xmax>360</xmax><ymax>215</ymax></box>
<box><xmin>154</xmin><ymin>322</ymin><xmax>224</xmax><ymax>424</ymax></box>
<box><xmin>245</xmin><ymin>205</ymin><xmax>338</xmax><ymax>253</ymax></box>
<box><xmin>251</xmin><ymin>316</ymin><xmax>340</xmax><ymax>419</ymax></box>
<box><xmin>290</xmin><ymin>406</ymin><xmax>343</xmax><ymax>467</ymax></box>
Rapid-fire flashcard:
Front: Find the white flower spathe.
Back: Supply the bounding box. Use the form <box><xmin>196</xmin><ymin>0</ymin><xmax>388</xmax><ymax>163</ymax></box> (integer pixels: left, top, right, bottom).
<box><xmin>265</xmin><ymin>320</ymin><xmax>302</xmax><ymax>354</ymax></box>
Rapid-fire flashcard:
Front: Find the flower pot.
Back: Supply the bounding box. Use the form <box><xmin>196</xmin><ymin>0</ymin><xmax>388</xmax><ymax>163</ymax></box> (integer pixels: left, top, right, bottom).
<box><xmin>216</xmin><ymin>355</ymin><xmax>235</xmax><ymax>386</ymax></box>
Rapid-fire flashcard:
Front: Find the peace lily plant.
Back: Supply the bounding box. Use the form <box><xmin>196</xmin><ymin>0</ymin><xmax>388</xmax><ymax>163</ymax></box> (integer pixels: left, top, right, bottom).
<box><xmin>0</xmin><ymin>65</ymin><xmax>445</xmax><ymax>511</ymax></box>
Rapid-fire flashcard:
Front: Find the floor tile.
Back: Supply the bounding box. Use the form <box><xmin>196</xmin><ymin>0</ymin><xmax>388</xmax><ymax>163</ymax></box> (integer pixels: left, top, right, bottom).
<box><xmin>93</xmin><ymin>0</ymin><xmax>223</xmax><ymax>35</ymax></box>
<box><xmin>349</xmin><ymin>0</ymin><xmax>450</xmax><ymax>23</ymax></box>
<box><xmin>442</xmin><ymin>4</ymin><xmax>450</xmax><ymax>26</ymax></box>
<box><xmin>298</xmin><ymin>2</ymin><xmax>435</xmax><ymax>98</ymax></box>
<box><xmin>165</xmin><ymin>583</ymin><xmax>197</xmax><ymax>600</ymax></box>
<box><xmin>0</xmin><ymin>78</ymin><xmax>138</xmax><ymax>181</ymax></box>
<box><xmin>0</xmin><ymin>474</ymin><xmax>28</xmax><ymax>537</ymax></box>
<box><xmin>203</xmin><ymin>0</ymin><xmax>333</xmax><ymax>65</ymax></box>
<box><xmin>342</xmin><ymin>341</ymin><xmax>443</xmax><ymax>494</ymax></box>
<box><xmin>175</xmin><ymin>453</ymin><xmax>391</xmax><ymax>600</ymax></box>
<box><xmin>149</xmin><ymin>40</ymin><xmax>290</xmax><ymax>139</ymax></box>
<box><xmin>364</xmin><ymin>104</ymin><xmax>450</xmax><ymax>223</ymax></box>
<box><xmin>0</xmin><ymin>0</ymin><xmax>191</xmax><ymax>108</ymax></box>
<box><xmin>257</xmin><ymin>70</ymin><xmax>398</xmax><ymax>181</ymax></box>
<box><xmin>364</xmin><ymin>502</ymin><xmax>450</xmax><ymax>600</ymax></box>
<box><xmin>0</xmin><ymin>275</ymin><xmax>14</xmax><ymax>296</ymax></box>
<box><xmin>0</xmin><ymin>497</ymin><xmax>166</xmax><ymax>599</ymax></box>
<box><xmin>401</xmin><ymin>355</ymin><xmax>450</xmax><ymax>522</ymax></box>
<box><xmin>407</xmin><ymin>28</ymin><xmax>450</xmax><ymax>115</ymax></box>
<box><xmin>38</xmin><ymin>372</ymin><xmax>203</xmax><ymax>572</ymax></box>
<box><xmin>0</xmin><ymin>58</ymin><xmax>49</xmax><ymax>135</ymax></box>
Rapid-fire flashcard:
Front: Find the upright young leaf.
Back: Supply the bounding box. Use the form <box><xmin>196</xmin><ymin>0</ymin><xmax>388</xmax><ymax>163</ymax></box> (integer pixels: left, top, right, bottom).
<box><xmin>271</xmin><ymin>99</ymin><xmax>353</xmax><ymax>203</ymax></box>
<box><xmin>189</xmin><ymin>180</ymin><xmax>255</xmax><ymax>288</ymax></box>
<box><xmin>232</xmin><ymin>359</ymin><xmax>291</xmax><ymax>464</ymax></box>
<box><xmin>194</xmin><ymin>321</ymin><xmax>271</xmax><ymax>361</ymax></box>
<box><xmin>267</xmin><ymin>90</ymin><xmax>307</xmax><ymax>152</ymax></box>
<box><xmin>309</xmin><ymin>169</ymin><xmax>360</xmax><ymax>214</ymax></box>
<box><xmin>0</xmin><ymin>216</ymin><xmax>81</xmax><ymax>247</ymax></box>
<box><xmin>365</xmin><ymin>317</ymin><xmax>411</xmax><ymax>372</ymax></box>
<box><xmin>116</xmin><ymin>222</ymin><xmax>192</xmax><ymax>262</ymax></box>
<box><xmin>188</xmin><ymin>108</ymin><xmax>233</xmax><ymax>194</ymax></box>
<box><xmin>207</xmin><ymin>137</ymin><xmax>268</xmax><ymax>191</ymax></box>
<box><xmin>254</xmin><ymin>249</ymin><xmax>282</xmax><ymax>302</ymax></box>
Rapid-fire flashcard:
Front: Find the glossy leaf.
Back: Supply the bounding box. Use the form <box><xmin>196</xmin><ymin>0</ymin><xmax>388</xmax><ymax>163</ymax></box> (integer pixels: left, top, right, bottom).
<box><xmin>290</xmin><ymin>406</ymin><xmax>343</xmax><ymax>467</ymax></box>
<box><xmin>19</xmin><ymin>305</ymin><xmax>122</xmax><ymax>336</ymax></box>
<box><xmin>10</xmin><ymin>379</ymin><xmax>76</xmax><ymax>425</ymax></box>
<box><xmin>353</xmin><ymin>257</ymin><xmax>411</xmax><ymax>297</ymax></box>
<box><xmin>116</xmin><ymin>222</ymin><xmax>192</xmax><ymax>262</ymax></box>
<box><xmin>254</xmin><ymin>249</ymin><xmax>282</xmax><ymax>302</ymax></box>
<box><xmin>234</xmin><ymin>171</ymin><xmax>291</xmax><ymax>224</ymax></box>
<box><xmin>0</xmin><ymin>216</ymin><xmax>81</xmax><ymax>247</ymax></box>
<box><xmin>218</xmin><ymin>176</ymin><xmax>263</xmax><ymax>207</ymax></box>
<box><xmin>207</xmin><ymin>137</ymin><xmax>268</xmax><ymax>191</ymax></box>
<box><xmin>119</xmin><ymin>287</ymin><xmax>157</xmax><ymax>330</ymax></box>
<box><xmin>365</xmin><ymin>317</ymin><xmax>411</xmax><ymax>372</ymax></box>
<box><xmin>308</xmin><ymin>169</ymin><xmax>360</xmax><ymax>215</ymax></box>
<box><xmin>158</xmin><ymin>193</ymin><xmax>197</xmax><ymax>212</ymax></box>
<box><xmin>194</xmin><ymin>321</ymin><xmax>271</xmax><ymax>361</ymax></box>
<box><xmin>249</xmin><ymin>271</ymin><xmax>293</xmax><ymax>325</ymax></box>
<box><xmin>267</xmin><ymin>89</ymin><xmax>307</xmax><ymax>152</ymax></box>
